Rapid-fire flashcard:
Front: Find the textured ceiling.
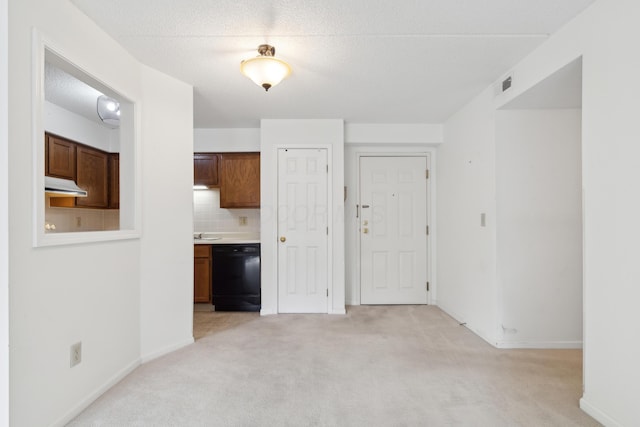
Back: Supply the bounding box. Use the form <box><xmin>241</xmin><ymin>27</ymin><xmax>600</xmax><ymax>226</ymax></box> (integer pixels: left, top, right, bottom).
<box><xmin>69</xmin><ymin>0</ymin><xmax>596</xmax><ymax>128</ymax></box>
<box><xmin>45</xmin><ymin>62</ymin><xmax>105</xmax><ymax>124</ymax></box>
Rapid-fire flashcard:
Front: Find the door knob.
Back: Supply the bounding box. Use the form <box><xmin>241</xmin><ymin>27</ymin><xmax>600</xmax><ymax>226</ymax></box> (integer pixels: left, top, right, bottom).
<box><xmin>363</xmin><ymin>228</ymin><xmax>369</xmax><ymax>234</ymax></box>
<box><xmin>280</xmin><ymin>236</ymin><xmax>286</xmax><ymax>242</ymax></box>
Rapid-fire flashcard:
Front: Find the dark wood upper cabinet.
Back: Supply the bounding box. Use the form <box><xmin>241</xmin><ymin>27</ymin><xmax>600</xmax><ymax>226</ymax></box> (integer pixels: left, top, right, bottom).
<box><xmin>219</xmin><ymin>152</ymin><xmax>260</xmax><ymax>208</ymax></box>
<box><xmin>45</xmin><ymin>134</ymin><xmax>76</xmax><ymax>180</ymax></box>
<box><xmin>46</xmin><ymin>132</ymin><xmax>118</xmax><ymax>210</ymax></box>
<box><xmin>194</xmin><ymin>153</ymin><xmax>219</xmax><ymax>187</ymax></box>
<box><xmin>109</xmin><ymin>153</ymin><xmax>120</xmax><ymax>209</ymax></box>
<box><xmin>75</xmin><ymin>145</ymin><xmax>109</xmax><ymax>208</ymax></box>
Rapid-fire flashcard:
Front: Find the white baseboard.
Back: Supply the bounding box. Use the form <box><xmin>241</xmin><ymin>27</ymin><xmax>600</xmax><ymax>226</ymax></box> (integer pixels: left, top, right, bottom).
<box><xmin>260</xmin><ymin>308</ymin><xmax>276</xmax><ymax>316</ymax></box>
<box><xmin>330</xmin><ymin>308</ymin><xmax>346</xmax><ymax>315</ymax></box>
<box><xmin>437</xmin><ymin>303</ymin><xmax>584</xmax><ymax>350</ymax></box>
<box><xmin>580</xmin><ymin>396</ymin><xmax>622</xmax><ymax>427</ymax></box>
<box><xmin>436</xmin><ymin>302</ymin><xmax>497</xmax><ymax>348</ymax></box>
<box><xmin>140</xmin><ymin>337</ymin><xmax>194</xmax><ymax>364</ymax></box>
<box><xmin>495</xmin><ymin>340</ymin><xmax>583</xmax><ymax>349</ymax></box>
<box><xmin>52</xmin><ymin>358</ymin><xmax>140</xmax><ymax>427</ymax></box>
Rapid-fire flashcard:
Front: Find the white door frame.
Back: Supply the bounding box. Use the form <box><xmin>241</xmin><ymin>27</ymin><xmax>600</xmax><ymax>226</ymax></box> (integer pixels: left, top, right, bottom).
<box><xmin>276</xmin><ymin>144</ymin><xmax>334</xmax><ymax>314</ymax></box>
<box><xmin>355</xmin><ymin>152</ymin><xmax>435</xmax><ymax>305</ymax></box>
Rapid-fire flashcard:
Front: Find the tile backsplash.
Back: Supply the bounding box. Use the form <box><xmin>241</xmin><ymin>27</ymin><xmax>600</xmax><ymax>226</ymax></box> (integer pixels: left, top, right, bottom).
<box><xmin>45</xmin><ymin>205</ymin><xmax>120</xmax><ymax>232</ymax></box>
<box><xmin>193</xmin><ymin>189</ymin><xmax>259</xmax><ymax>232</ymax></box>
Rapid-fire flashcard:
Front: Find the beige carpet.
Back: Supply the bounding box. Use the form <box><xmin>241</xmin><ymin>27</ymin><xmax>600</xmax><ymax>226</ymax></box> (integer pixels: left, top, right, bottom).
<box><xmin>68</xmin><ymin>306</ymin><xmax>599</xmax><ymax>426</ymax></box>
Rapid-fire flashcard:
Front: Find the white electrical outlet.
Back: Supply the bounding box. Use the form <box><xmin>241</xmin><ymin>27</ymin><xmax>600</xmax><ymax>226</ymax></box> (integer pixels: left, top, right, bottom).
<box><xmin>70</xmin><ymin>342</ymin><xmax>82</xmax><ymax>367</ymax></box>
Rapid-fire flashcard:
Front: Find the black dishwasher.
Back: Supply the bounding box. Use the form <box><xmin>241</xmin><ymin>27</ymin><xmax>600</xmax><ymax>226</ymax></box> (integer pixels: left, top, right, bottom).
<box><xmin>211</xmin><ymin>244</ymin><xmax>261</xmax><ymax>311</ymax></box>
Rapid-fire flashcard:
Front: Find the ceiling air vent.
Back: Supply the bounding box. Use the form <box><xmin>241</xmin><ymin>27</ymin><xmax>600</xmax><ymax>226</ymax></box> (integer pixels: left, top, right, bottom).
<box><xmin>502</xmin><ymin>76</ymin><xmax>512</xmax><ymax>92</ymax></box>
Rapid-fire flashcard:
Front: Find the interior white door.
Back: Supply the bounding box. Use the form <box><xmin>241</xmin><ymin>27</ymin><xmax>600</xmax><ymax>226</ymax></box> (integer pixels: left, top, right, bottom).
<box><xmin>360</xmin><ymin>156</ymin><xmax>428</xmax><ymax>304</ymax></box>
<box><xmin>278</xmin><ymin>148</ymin><xmax>329</xmax><ymax>313</ymax></box>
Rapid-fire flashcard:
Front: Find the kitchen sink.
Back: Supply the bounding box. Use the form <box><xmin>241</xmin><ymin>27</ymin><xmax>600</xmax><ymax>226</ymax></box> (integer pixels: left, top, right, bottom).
<box><xmin>193</xmin><ymin>232</ymin><xmax>260</xmax><ymax>244</ymax></box>
<box><xmin>193</xmin><ymin>233</ymin><xmax>222</xmax><ymax>241</ymax></box>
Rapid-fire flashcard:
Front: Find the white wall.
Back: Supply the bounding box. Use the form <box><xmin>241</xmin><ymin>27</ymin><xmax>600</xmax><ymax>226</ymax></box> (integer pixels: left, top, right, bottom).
<box><xmin>194</xmin><ymin>123</ymin><xmax>443</xmax><ymax>152</ymax></box>
<box><xmin>499</xmin><ymin>1</ymin><xmax>640</xmax><ymax>424</ymax></box>
<box><xmin>440</xmin><ymin>0</ymin><xmax>640</xmax><ymax>424</ymax></box>
<box><xmin>1</xmin><ymin>0</ymin><xmax>9</xmax><ymax>424</ymax></box>
<box><xmin>495</xmin><ymin>109</ymin><xmax>582</xmax><ymax>348</ymax></box>
<box><xmin>345</xmin><ymin>123</ymin><xmax>443</xmax><ymax>145</ymax></box>
<box><xmin>194</xmin><ymin>128</ymin><xmax>260</xmax><ymax>152</ymax></box>
<box><xmin>139</xmin><ymin>65</ymin><xmax>194</xmax><ymax>361</ymax></box>
<box><xmin>8</xmin><ymin>1</ymin><xmax>193</xmax><ymax>425</ymax></box>
<box><xmin>9</xmin><ymin>2</ymin><xmax>141</xmax><ymax>425</ymax></box>
<box><xmin>260</xmin><ymin>119</ymin><xmax>345</xmax><ymax>315</ymax></box>
<box><xmin>44</xmin><ymin>101</ymin><xmax>116</xmax><ymax>152</ymax></box>
<box><xmin>438</xmin><ymin>87</ymin><xmax>499</xmax><ymax>344</ymax></box>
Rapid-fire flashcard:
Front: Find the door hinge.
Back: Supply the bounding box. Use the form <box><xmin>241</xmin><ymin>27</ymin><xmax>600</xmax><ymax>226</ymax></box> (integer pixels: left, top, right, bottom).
<box><xmin>426</xmin><ymin>282</ymin><xmax>430</xmax><ymax>291</ymax></box>
<box><xmin>326</xmin><ymin>164</ymin><xmax>329</xmax><ymax>173</ymax></box>
<box><xmin>326</xmin><ymin>289</ymin><xmax>329</xmax><ymax>297</ymax></box>
<box><xmin>426</xmin><ymin>169</ymin><xmax>429</xmax><ymax>179</ymax></box>
<box><xmin>326</xmin><ymin>226</ymin><xmax>329</xmax><ymax>235</ymax></box>
<box><xmin>426</xmin><ymin>225</ymin><xmax>429</xmax><ymax>235</ymax></box>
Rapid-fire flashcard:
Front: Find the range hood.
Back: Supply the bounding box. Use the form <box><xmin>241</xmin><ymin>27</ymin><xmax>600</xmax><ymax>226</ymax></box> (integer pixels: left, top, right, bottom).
<box><xmin>45</xmin><ymin>176</ymin><xmax>88</xmax><ymax>197</ymax></box>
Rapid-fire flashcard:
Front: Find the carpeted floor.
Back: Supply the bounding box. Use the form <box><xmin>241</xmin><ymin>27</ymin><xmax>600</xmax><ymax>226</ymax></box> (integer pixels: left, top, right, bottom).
<box><xmin>68</xmin><ymin>305</ymin><xmax>600</xmax><ymax>426</ymax></box>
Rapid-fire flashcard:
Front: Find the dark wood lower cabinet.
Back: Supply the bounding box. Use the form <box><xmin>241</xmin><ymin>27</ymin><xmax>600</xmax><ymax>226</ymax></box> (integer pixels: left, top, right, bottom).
<box><xmin>194</xmin><ymin>245</ymin><xmax>212</xmax><ymax>303</ymax></box>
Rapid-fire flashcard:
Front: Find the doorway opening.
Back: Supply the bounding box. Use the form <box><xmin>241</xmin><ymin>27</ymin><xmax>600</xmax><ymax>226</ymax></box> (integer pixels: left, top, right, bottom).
<box><xmin>496</xmin><ymin>57</ymin><xmax>583</xmax><ymax>349</ymax></box>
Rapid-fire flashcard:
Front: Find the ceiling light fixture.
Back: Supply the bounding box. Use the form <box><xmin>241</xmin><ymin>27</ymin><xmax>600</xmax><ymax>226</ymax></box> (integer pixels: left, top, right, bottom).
<box><xmin>240</xmin><ymin>44</ymin><xmax>291</xmax><ymax>92</ymax></box>
<box><xmin>96</xmin><ymin>95</ymin><xmax>120</xmax><ymax>127</ymax></box>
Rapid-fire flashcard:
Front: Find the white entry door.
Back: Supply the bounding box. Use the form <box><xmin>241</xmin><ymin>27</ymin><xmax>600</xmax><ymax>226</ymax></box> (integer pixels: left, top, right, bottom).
<box><xmin>360</xmin><ymin>156</ymin><xmax>428</xmax><ymax>304</ymax></box>
<box><xmin>278</xmin><ymin>148</ymin><xmax>329</xmax><ymax>313</ymax></box>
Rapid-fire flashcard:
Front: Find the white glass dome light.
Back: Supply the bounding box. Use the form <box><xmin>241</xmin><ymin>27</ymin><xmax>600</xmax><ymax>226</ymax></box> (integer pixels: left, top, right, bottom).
<box><xmin>97</xmin><ymin>95</ymin><xmax>120</xmax><ymax>127</ymax></box>
<box><xmin>240</xmin><ymin>44</ymin><xmax>291</xmax><ymax>92</ymax></box>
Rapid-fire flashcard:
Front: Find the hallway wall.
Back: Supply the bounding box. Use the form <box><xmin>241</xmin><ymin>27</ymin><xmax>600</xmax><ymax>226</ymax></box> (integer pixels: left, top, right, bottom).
<box><xmin>495</xmin><ymin>109</ymin><xmax>582</xmax><ymax>348</ymax></box>
<box><xmin>438</xmin><ymin>0</ymin><xmax>640</xmax><ymax>424</ymax></box>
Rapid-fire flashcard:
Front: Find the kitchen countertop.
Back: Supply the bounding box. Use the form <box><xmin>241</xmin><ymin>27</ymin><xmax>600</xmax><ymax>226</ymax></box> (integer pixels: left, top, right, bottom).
<box><xmin>193</xmin><ymin>231</ymin><xmax>260</xmax><ymax>245</ymax></box>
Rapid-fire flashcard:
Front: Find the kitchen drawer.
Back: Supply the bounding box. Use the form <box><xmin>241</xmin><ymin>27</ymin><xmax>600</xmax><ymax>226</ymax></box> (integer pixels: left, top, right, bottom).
<box><xmin>194</xmin><ymin>245</ymin><xmax>211</xmax><ymax>257</ymax></box>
